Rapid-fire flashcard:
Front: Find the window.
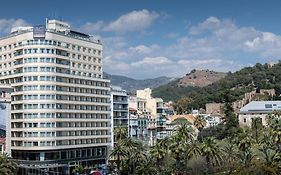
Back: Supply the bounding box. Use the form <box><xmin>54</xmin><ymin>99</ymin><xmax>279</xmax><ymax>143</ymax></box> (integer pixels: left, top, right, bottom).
<box><xmin>265</xmin><ymin>104</ymin><xmax>272</xmax><ymax>108</ymax></box>
<box><xmin>243</xmin><ymin>118</ymin><xmax>246</xmax><ymax>123</ymax></box>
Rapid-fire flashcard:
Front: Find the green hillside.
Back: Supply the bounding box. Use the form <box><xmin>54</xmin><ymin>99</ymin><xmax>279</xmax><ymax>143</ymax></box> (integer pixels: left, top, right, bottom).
<box><xmin>152</xmin><ymin>62</ymin><xmax>281</xmax><ymax>111</ymax></box>
<box><xmin>152</xmin><ymin>79</ymin><xmax>197</xmax><ymax>101</ymax></box>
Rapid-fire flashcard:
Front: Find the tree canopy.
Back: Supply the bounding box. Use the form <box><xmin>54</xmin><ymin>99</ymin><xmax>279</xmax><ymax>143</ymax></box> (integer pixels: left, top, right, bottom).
<box><xmin>153</xmin><ymin>62</ymin><xmax>281</xmax><ymax>113</ymax></box>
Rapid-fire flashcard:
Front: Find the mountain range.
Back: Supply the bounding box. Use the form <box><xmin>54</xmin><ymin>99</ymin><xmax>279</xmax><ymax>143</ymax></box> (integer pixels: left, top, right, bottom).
<box><xmin>105</xmin><ymin>69</ymin><xmax>226</xmax><ymax>98</ymax></box>
<box><xmin>104</xmin><ymin>72</ymin><xmax>175</xmax><ymax>93</ymax></box>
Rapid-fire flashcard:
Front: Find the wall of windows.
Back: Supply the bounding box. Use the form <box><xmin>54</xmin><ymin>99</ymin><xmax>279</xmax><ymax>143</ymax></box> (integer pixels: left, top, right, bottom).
<box><xmin>23</xmin><ymin>103</ymin><xmax>56</xmax><ymax>109</ymax></box>
<box><xmin>23</xmin><ymin>113</ymin><xmax>56</xmax><ymax>119</ymax></box>
<box><xmin>23</xmin><ymin>76</ymin><xmax>56</xmax><ymax>82</ymax></box>
<box><xmin>23</xmin><ymin>85</ymin><xmax>56</xmax><ymax>91</ymax></box>
<box><xmin>56</xmin><ymin>104</ymin><xmax>109</xmax><ymax>111</ymax></box>
<box><xmin>23</xmin><ymin>95</ymin><xmax>55</xmax><ymax>100</ymax></box>
<box><xmin>14</xmin><ymin>39</ymin><xmax>102</xmax><ymax>56</ymax></box>
<box><xmin>23</xmin><ymin>67</ymin><xmax>55</xmax><ymax>73</ymax></box>
<box><xmin>56</xmin><ymin>113</ymin><xmax>109</xmax><ymax>119</ymax></box>
<box><xmin>23</xmin><ymin>122</ymin><xmax>55</xmax><ymax>128</ymax></box>
<box><xmin>24</xmin><ymin>48</ymin><xmax>55</xmax><ymax>54</ymax></box>
<box><xmin>56</xmin><ymin>122</ymin><xmax>109</xmax><ymax>128</ymax></box>
<box><xmin>24</xmin><ymin>57</ymin><xmax>56</xmax><ymax>63</ymax></box>
<box><xmin>12</xmin><ymin>147</ymin><xmax>107</xmax><ymax>161</ymax></box>
<box><xmin>56</xmin><ymin>130</ymin><xmax>108</xmax><ymax>137</ymax></box>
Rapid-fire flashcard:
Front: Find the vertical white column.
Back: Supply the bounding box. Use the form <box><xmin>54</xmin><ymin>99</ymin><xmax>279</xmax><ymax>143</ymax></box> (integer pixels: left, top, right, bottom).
<box><xmin>110</xmin><ymin>93</ymin><xmax>114</xmax><ymax>148</ymax></box>
<box><xmin>6</xmin><ymin>101</ymin><xmax>11</xmax><ymax>157</ymax></box>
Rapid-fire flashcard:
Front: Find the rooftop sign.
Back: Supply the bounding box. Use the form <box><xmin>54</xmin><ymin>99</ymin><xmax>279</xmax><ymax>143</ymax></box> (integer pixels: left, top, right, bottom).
<box><xmin>33</xmin><ymin>25</ymin><xmax>46</xmax><ymax>38</ymax></box>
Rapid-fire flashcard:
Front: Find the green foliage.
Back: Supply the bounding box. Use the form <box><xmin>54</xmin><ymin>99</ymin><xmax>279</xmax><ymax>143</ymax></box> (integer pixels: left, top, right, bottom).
<box><xmin>72</xmin><ymin>165</ymin><xmax>83</xmax><ymax>174</ymax></box>
<box><xmin>221</xmin><ymin>101</ymin><xmax>239</xmax><ymax>138</ymax></box>
<box><xmin>199</xmin><ymin>98</ymin><xmax>239</xmax><ymax>140</ymax></box>
<box><xmin>109</xmin><ymin>112</ymin><xmax>281</xmax><ymax>175</ymax></box>
<box><xmin>194</xmin><ymin>116</ymin><xmax>207</xmax><ymax>132</ymax></box>
<box><xmin>173</xmin><ymin>97</ymin><xmax>193</xmax><ymax>114</ymax></box>
<box><xmin>171</xmin><ymin>117</ymin><xmax>192</xmax><ymax>125</ymax></box>
<box><xmin>0</xmin><ymin>154</ymin><xmax>17</xmax><ymax>175</ymax></box>
<box><xmin>154</xmin><ymin>62</ymin><xmax>281</xmax><ymax>113</ymax></box>
<box><xmin>152</xmin><ymin>79</ymin><xmax>197</xmax><ymax>102</ymax></box>
<box><xmin>114</xmin><ymin>126</ymin><xmax>128</xmax><ymax>142</ymax></box>
<box><xmin>251</xmin><ymin>117</ymin><xmax>263</xmax><ymax>143</ymax></box>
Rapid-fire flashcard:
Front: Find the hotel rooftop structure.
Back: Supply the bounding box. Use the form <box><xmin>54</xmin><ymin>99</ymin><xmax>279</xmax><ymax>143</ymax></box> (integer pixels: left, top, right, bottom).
<box><xmin>0</xmin><ymin>19</ymin><xmax>111</xmax><ymax>174</ymax></box>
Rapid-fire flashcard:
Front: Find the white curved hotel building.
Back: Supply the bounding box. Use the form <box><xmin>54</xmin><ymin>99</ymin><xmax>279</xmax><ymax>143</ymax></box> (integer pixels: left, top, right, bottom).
<box><xmin>0</xmin><ymin>19</ymin><xmax>111</xmax><ymax>174</ymax></box>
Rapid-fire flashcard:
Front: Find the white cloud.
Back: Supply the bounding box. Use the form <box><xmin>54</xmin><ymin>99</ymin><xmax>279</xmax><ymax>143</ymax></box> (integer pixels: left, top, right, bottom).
<box><xmin>79</xmin><ymin>21</ymin><xmax>105</xmax><ymax>34</ymax></box>
<box><xmin>0</xmin><ymin>18</ymin><xmax>29</xmax><ymax>35</ymax></box>
<box><xmin>105</xmin><ymin>9</ymin><xmax>159</xmax><ymax>32</ymax></box>
<box><xmin>79</xmin><ymin>9</ymin><xmax>159</xmax><ymax>34</ymax></box>
<box><xmin>244</xmin><ymin>32</ymin><xmax>280</xmax><ymax>49</ymax></box>
<box><xmin>128</xmin><ymin>44</ymin><xmax>159</xmax><ymax>55</ymax></box>
<box><xmin>131</xmin><ymin>56</ymin><xmax>171</xmax><ymax>67</ymax></box>
<box><xmin>178</xmin><ymin>59</ymin><xmax>223</xmax><ymax>65</ymax></box>
<box><xmin>189</xmin><ymin>16</ymin><xmax>222</xmax><ymax>35</ymax></box>
<box><xmin>102</xmin><ymin>16</ymin><xmax>281</xmax><ymax>78</ymax></box>
<box><xmin>104</xmin><ymin>56</ymin><xmax>131</xmax><ymax>72</ymax></box>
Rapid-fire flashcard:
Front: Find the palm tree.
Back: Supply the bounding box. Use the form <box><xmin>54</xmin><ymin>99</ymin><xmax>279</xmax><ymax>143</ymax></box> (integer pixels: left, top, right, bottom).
<box><xmin>194</xmin><ymin>116</ymin><xmax>207</xmax><ymax>132</ymax></box>
<box><xmin>257</xmin><ymin>147</ymin><xmax>281</xmax><ymax>175</ymax></box>
<box><xmin>129</xmin><ymin>149</ymin><xmax>147</xmax><ymax>173</ymax></box>
<box><xmin>185</xmin><ymin>140</ymin><xmax>201</xmax><ymax>160</ymax></box>
<box><xmin>174</xmin><ymin>123</ymin><xmax>194</xmax><ymax>143</ymax></box>
<box><xmin>251</xmin><ymin>117</ymin><xmax>263</xmax><ymax>143</ymax></box>
<box><xmin>150</xmin><ymin>142</ymin><xmax>167</xmax><ymax>170</ymax></box>
<box><xmin>260</xmin><ymin>130</ymin><xmax>275</xmax><ymax>148</ymax></box>
<box><xmin>109</xmin><ymin>143</ymin><xmax>128</xmax><ymax>174</ymax></box>
<box><xmin>120</xmin><ymin>137</ymin><xmax>139</xmax><ymax>150</ymax></box>
<box><xmin>236</xmin><ymin>149</ymin><xmax>256</xmax><ymax>174</ymax></box>
<box><xmin>169</xmin><ymin>123</ymin><xmax>195</xmax><ymax>174</ymax></box>
<box><xmin>270</xmin><ymin>118</ymin><xmax>281</xmax><ymax>146</ymax></box>
<box><xmin>135</xmin><ymin>159</ymin><xmax>158</xmax><ymax>175</ymax></box>
<box><xmin>125</xmin><ymin>140</ymin><xmax>147</xmax><ymax>173</ymax></box>
<box><xmin>235</xmin><ymin>128</ymin><xmax>254</xmax><ymax>152</ymax></box>
<box><xmin>121</xmin><ymin>138</ymin><xmax>144</xmax><ymax>173</ymax></box>
<box><xmin>169</xmin><ymin>135</ymin><xmax>186</xmax><ymax>174</ymax></box>
<box><xmin>201</xmin><ymin>137</ymin><xmax>223</xmax><ymax>173</ymax></box>
<box><xmin>266</xmin><ymin>112</ymin><xmax>275</xmax><ymax>126</ymax></box>
<box><xmin>222</xmin><ymin>140</ymin><xmax>238</xmax><ymax>174</ymax></box>
<box><xmin>182</xmin><ymin>140</ymin><xmax>202</xmax><ymax>173</ymax></box>
<box><xmin>157</xmin><ymin>136</ymin><xmax>171</xmax><ymax>148</ymax></box>
<box><xmin>114</xmin><ymin>127</ymin><xmax>128</xmax><ymax>142</ymax></box>
<box><xmin>0</xmin><ymin>154</ymin><xmax>17</xmax><ymax>175</ymax></box>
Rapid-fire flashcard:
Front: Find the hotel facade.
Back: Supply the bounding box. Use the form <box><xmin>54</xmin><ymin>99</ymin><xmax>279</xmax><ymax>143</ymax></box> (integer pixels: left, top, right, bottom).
<box><xmin>0</xmin><ymin>19</ymin><xmax>111</xmax><ymax>174</ymax></box>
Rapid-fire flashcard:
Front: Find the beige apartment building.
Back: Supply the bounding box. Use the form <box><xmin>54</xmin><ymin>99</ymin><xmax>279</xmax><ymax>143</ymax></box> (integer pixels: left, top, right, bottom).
<box><xmin>129</xmin><ymin>88</ymin><xmax>166</xmax><ymax>145</ymax></box>
<box><xmin>136</xmin><ymin>88</ymin><xmax>164</xmax><ymax>118</ymax></box>
<box><xmin>0</xmin><ymin>19</ymin><xmax>111</xmax><ymax>174</ymax></box>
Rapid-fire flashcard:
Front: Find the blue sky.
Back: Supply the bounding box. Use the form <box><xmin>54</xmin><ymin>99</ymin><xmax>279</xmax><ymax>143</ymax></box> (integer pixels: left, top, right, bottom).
<box><xmin>1</xmin><ymin>0</ymin><xmax>281</xmax><ymax>78</ymax></box>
